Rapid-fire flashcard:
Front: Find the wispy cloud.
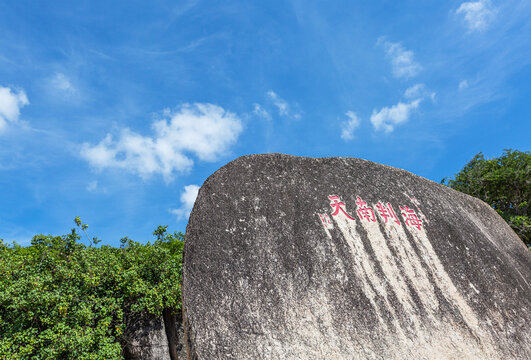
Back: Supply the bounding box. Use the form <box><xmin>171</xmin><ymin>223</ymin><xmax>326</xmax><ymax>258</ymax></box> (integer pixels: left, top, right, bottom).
<box><xmin>80</xmin><ymin>103</ymin><xmax>243</xmax><ymax>181</ymax></box>
<box><xmin>404</xmin><ymin>84</ymin><xmax>424</xmax><ymax>99</ymax></box>
<box><xmin>170</xmin><ymin>184</ymin><xmax>200</xmax><ymax>220</ymax></box>
<box><xmin>379</xmin><ymin>40</ymin><xmax>422</xmax><ymax>79</ymax></box>
<box><xmin>404</xmin><ymin>83</ymin><xmax>436</xmax><ymax>101</ymax></box>
<box><xmin>252</xmin><ymin>103</ymin><xmax>272</xmax><ymax>121</ymax></box>
<box><xmin>0</xmin><ymin>86</ymin><xmax>29</xmax><ymax>133</ymax></box>
<box><xmin>50</xmin><ymin>73</ymin><xmax>75</xmax><ymax>94</ymax></box>
<box><xmin>267</xmin><ymin>90</ymin><xmax>287</xmax><ymax>115</ymax></box>
<box><xmin>51</xmin><ymin>73</ymin><xmax>72</xmax><ymax>92</ymax></box>
<box><xmin>370</xmin><ymin>99</ymin><xmax>422</xmax><ymax>133</ymax></box>
<box><xmin>86</xmin><ymin>180</ymin><xmax>98</xmax><ymax>192</ymax></box>
<box><xmin>86</xmin><ymin>180</ymin><xmax>109</xmax><ymax>194</ymax></box>
<box><xmin>456</xmin><ymin>0</ymin><xmax>496</xmax><ymax>32</ymax></box>
<box><xmin>46</xmin><ymin>72</ymin><xmax>80</xmax><ymax>103</ymax></box>
<box><xmin>340</xmin><ymin>111</ymin><xmax>361</xmax><ymax>141</ymax></box>
<box><xmin>267</xmin><ymin>90</ymin><xmax>301</xmax><ymax>119</ymax></box>
<box><xmin>458</xmin><ymin>80</ymin><xmax>469</xmax><ymax>90</ymax></box>
<box><xmin>170</xmin><ymin>0</ymin><xmax>200</xmax><ymax>19</ymax></box>
<box><xmin>437</xmin><ymin>1</ymin><xmax>530</xmax><ymax>116</ymax></box>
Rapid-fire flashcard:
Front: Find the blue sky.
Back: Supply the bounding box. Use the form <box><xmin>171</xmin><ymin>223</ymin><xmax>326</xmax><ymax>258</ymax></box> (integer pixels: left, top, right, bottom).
<box><xmin>1</xmin><ymin>0</ymin><xmax>529</xmax><ymax>245</ymax></box>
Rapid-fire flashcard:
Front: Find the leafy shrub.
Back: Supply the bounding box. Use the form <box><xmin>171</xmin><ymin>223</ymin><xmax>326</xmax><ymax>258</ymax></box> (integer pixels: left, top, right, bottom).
<box><xmin>0</xmin><ymin>220</ymin><xmax>184</xmax><ymax>359</ymax></box>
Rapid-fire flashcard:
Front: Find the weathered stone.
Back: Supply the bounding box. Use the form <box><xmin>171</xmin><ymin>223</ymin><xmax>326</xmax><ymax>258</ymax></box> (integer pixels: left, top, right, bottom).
<box><xmin>176</xmin><ymin>311</ymin><xmax>187</xmax><ymax>360</ymax></box>
<box><xmin>183</xmin><ymin>154</ymin><xmax>531</xmax><ymax>359</ymax></box>
<box><xmin>122</xmin><ymin>311</ymin><xmax>171</xmax><ymax>360</ymax></box>
<box><xmin>163</xmin><ymin>308</ymin><xmax>187</xmax><ymax>360</ymax></box>
<box><xmin>121</xmin><ymin>309</ymin><xmax>185</xmax><ymax>360</ymax></box>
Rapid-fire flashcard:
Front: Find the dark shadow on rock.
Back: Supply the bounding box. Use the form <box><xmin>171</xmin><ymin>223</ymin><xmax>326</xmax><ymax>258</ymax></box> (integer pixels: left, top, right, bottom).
<box><xmin>163</xmin><ymin>308</ymin><xmax>186</xmax><ymax>360</ymax></box>
<box><xmin>121</xmin><ymin>309</ymin><xmax>171</xmax><ymax>360</ymax></box>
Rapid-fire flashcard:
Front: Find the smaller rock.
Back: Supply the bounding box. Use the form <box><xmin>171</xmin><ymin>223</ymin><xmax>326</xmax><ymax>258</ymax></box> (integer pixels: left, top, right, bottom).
<box><xmin>121</xmin><ymin>310</ymin><xmax>171</xmax><ymax>360</ymax></box>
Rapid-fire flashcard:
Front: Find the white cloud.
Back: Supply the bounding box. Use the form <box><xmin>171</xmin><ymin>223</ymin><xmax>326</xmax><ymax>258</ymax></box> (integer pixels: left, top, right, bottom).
<box><xmin>459</xmin><ymin>80</ymin><xmax>469</xmax><ymax>90</ymax></box>
<box><xmin>370</xmin><ymin>99</ymin><xmax>421</xmax><ymax>133</ymax></box>
<box><xmin>340</xmin><ymin>111</ymin><xmax>361</xmax><ymax>141</ymax></box>
<box><xmin>381</xmin><ymin>41</ymin><xmax>422</xmax><ymax>79</ymax></box>
<box><xmin>252</xmin><ymin>103</ymin><xmax>271</xmax><ymax>120</ymax></box>
<box><xmin>267</xmin><ymin>90</ymin><xmax>301</xmax><ymax>119</ymax></box>
<box><xmin>0</xmin><ymin>86</ymin><xmax>29</xmax><ymax>132</ymax></box>
<box><xmin>81</xmin><ymin>103</ymin><xmax>243</xmax><ymax>181</ymax></box>
<box><xmin>171</xmin><ymin>184</ymin><xmax>200</xmax><ymax>220</ymax></box>
<box><xmin>456</xmin><ymin>0</ymin><xmax>496</xmax><ymax>32</ymax></box>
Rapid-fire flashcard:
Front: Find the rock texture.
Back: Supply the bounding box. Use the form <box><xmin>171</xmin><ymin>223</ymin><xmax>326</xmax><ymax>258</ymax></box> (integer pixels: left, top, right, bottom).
<box><xmin>122</xmin><ymin>310</ymin><xmax>186</xmax><ymax>360</ymax></box>
<box><xmin>183</xmin><ymin>154</ymin><xmax>531</xmax><ymax>359</ymax></box>
<box><xmin>176</xmin><ymin>312</ymin><xmax>187</xmax><ymax>360</ymax></box>
<box><xmin>163</xmin><ymin>309</ymin><xmax>187</xmax><ymax>360</ymax></box>
<box><xmin>122</xmin><ymin>311</ymin><xmax>171</xmax><ymax>360</ymax></box>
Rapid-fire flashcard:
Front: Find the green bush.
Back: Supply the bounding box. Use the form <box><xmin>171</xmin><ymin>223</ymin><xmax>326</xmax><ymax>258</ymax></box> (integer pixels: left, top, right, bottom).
<box><xmin>0</xmin><ymin>220</ymin><xmax>184</xmax><ymax>359</ymax></box>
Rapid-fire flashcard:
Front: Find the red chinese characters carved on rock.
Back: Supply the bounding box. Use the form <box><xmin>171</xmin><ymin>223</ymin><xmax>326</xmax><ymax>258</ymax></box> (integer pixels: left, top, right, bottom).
<box><xmin>400</xmin><ymin>205</ymin><xmax>423</xmax><ymax>230</ymax></box>
<box><xmin>376</xmin><ymin>202</ymin><xmax>400</xmax><ymax>225</ymax></box>
<box><xmin>328</xmin><ymin>195</ymin><xmax>355</xmax><ymax>220</ymax></box>
<box><xmin>319</xmin><ymin>195</ymin><xmax>426</xmax><ymax>232</ymax></box>
<box><xmin>355</xmin><ymin>196</ymin><xmax>376</xmax><ymax>222</ymax></box>
<box><xmin>318</xmin><ymin>213</ymin><xmax>333</xmax><ymax>230</ymax></box>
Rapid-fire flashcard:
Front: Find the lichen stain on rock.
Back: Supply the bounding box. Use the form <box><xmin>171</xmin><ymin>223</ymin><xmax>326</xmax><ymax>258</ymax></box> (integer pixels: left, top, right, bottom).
<box><xmin>183</xmin><ymin>154</ymin><xmax>531</xmax><ymax>359</ymax></box>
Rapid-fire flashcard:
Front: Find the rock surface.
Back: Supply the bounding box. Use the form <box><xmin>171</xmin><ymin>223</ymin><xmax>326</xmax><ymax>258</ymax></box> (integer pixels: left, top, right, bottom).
<box><xmin>183</xmin><ymin>154</ymin><xmax>531</xmax><ymax>359</ymax></box>
<box><xmin>122</xmin><ymin>312</ymin><xmax>171</xmax><ymax>360</ymax></box>
<box><xmin>121</xmin><ymin>310</ymin><xmax>186</xmax><ymax>360</ymax></box>
<box><xmin>176</xmin><ymin>312</ymin><xmax>186</xmax><ymax>360</ymax></box>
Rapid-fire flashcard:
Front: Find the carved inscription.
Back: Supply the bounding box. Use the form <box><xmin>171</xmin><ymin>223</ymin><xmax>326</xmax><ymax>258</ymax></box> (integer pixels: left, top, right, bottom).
<box><xmin>318</xmin><ymin>195</ymin><xmax>425</xmax><ymax>232</ymax></box>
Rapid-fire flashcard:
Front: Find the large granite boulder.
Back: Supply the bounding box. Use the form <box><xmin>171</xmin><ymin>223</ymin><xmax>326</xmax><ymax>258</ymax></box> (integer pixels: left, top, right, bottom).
<box><xmin>183</xmin><ymin>154</ymin><xmax>531</xmax><ymax>359</ymax></box>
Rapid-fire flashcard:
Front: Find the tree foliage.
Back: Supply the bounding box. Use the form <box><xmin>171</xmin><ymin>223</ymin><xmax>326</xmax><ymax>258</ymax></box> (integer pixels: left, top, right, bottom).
<box><xmin>0</xmin><ymin>220</ymin><xmax>184</xmax><ymax>359</ymax></box>
<box><xmin>442</xmin><ymin>149</ymin><xmax>530</xmax><ymax>247</ymax></box>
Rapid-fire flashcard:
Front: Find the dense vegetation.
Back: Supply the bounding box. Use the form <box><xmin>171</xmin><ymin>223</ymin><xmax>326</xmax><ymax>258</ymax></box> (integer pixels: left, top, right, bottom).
<box><xmin>443</xmin><ymin>149</ymin><xmax>530</xmax><ymax>248</ymax></box>
<box><xmin>0</xmin><ymin>219</ymin><xmax>184</xmax><ymax>359</ymax></box>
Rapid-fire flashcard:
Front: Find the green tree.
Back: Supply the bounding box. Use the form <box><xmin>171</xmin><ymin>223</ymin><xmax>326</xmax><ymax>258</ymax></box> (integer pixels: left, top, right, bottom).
<box><xmin>442</xmin><ymin>149</ymin><xmax>530</xmax><ymax>247</ymax></box>
<box><xmin>0</xmin><ymin>219</ymin><xmax>184</xmax><ymax>359</ymax></box>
